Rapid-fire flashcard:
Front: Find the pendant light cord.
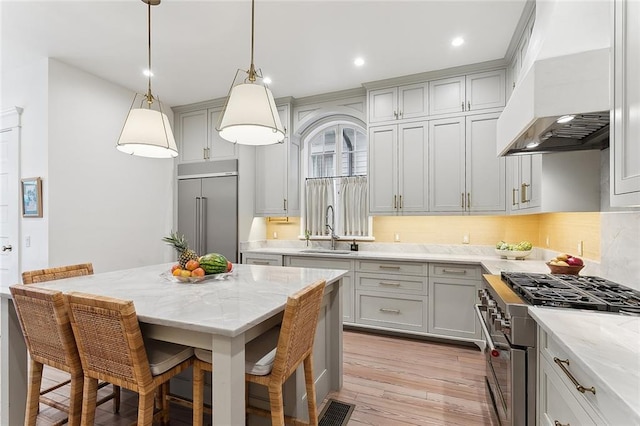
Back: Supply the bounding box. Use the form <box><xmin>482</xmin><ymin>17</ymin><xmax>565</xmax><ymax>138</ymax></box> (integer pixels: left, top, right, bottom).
<box><xmin>248</xmin><ymin>0</ymin><xmax>257</xmax><ymax>82</ymax></box>
<box><xmin>146</xmin><ymin>0</ymin><xmax>154</xmax><ymax>106</ymax></box>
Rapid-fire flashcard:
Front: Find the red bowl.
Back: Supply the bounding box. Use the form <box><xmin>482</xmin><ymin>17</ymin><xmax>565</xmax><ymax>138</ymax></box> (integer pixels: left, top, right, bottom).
<box><xmin>545</xmin><ymin>262</ymin><xmax>584</xmax><ymax>275</ymax></box>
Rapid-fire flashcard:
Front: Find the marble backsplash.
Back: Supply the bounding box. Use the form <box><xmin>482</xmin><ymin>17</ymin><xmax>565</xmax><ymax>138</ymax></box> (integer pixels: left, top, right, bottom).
<box><xmin>599</xmin><ymin>211</ymin><xmax>640</xmax><ymax>290</ymax></box>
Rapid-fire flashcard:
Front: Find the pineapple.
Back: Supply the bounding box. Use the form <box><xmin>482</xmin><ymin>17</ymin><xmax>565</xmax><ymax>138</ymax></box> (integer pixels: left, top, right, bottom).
<box><xmin>162</xmin><ymin>232</ymin><xmax>199</xmax><ymax>268</ymax></box>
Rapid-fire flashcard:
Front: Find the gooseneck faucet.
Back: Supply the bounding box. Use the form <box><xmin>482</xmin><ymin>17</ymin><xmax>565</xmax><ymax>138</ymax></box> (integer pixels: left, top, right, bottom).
<box><xmin>325</xmin><ymin>205</ymin><xmax>338</xmax><ymax>250</ymax></box>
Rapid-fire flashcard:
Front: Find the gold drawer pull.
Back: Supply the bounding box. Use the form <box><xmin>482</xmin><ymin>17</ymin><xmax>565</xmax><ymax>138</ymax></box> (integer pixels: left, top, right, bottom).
<box><xmin>554</xmin><ymin>421</ymin><xmax>570</xmax><ymax>426</ymax></box>
<box><xmin>442</xmin><ymin>269</ymin><xmax>466</xmax><ymax>275</ymax></box>
<box><xmin>252</xmin><ymin>261</ymin><xmax>270</xmax><ymax>265</ymax></box>
<box><xmin>379</xmin><ymin>308</ymin><xmax>401</xmax><ymax>314</ymax></box>
<box><xmin>379</xmin><ymin>281</ymin><xmax>401</xmax><ymax>287</ymax></box>
<box><xmin>379</xmin><ymin>265</ymin><xmax>401</xmax><ymax>270</ymax></box>
<box><xmin>553</xmin><ymin>357</ymin><xmax>596</xmax><ymax>394</ymax></box>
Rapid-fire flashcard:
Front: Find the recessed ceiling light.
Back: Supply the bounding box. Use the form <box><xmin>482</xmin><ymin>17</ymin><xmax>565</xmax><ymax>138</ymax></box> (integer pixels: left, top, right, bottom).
<box><xmin>263</xmin><ymin>76</ymin><xmax>272</xmax><ymax>85</ymax></box>
<box><xmin>143</xmin><ymin>69</ymin><xmax>154</xmax><ymax>77</ymax></box>
<box><xmin>557</xmin><ymin>115</ymin><xmax>575</xmax><ymax>124</ymax></box>
<box><xmin>354</xmin><ymin>57</ymin><xmax>365</xmax><ymax>67</ymax></box>
<box><xmin>526</xmin><ymin>141</ymin><xmax>540</xmax><ymax>149</ymax></box>
<box><xmin>451</xmin><ymin>37</ymin><xmax>464</xmax><ymax>47</ymax></box>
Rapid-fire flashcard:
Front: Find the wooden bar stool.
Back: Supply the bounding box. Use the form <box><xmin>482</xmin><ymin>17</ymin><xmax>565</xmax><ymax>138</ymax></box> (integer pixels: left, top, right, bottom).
<box><xmin>64</xmin><ymin>292</ymin><xmax>195</xmax><ymax>425</ymax></box>
<box><xmin>192</xmin><ymin>279</ymin><xmax>326</xmax><ymax>426</ymax></box>
<box><xmin>22</xmin><ymin>263</ymin><xmax>95</xmax><ymax>284</ymax></box>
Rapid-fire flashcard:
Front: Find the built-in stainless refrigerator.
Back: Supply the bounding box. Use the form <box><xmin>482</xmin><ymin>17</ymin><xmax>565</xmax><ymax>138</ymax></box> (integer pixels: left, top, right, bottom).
<box><xmin>177</xmin><ymin>160</ymin><xmax>238</xmax><ymax>263</ymax></box>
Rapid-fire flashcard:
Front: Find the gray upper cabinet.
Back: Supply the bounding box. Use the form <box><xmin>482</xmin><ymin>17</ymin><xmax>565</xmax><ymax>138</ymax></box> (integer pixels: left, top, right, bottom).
<box><xmin>611</xmin><ymin>0</ymin><xmax>640</xmax><ymax>207</ymax></box>
<box><xmin>175</xmin><ymin>106</ymin><xmax>238</xmax><ymax>163</ymax></box>
<box><xmin>429</xmin><ymin>70</ymin><xmax>506</xmax><ymax>116</ymax></box>
<box><xmin>368</xmin><ymin>83</ymin><xmax>428</xmax><ymax>124</ymax></box>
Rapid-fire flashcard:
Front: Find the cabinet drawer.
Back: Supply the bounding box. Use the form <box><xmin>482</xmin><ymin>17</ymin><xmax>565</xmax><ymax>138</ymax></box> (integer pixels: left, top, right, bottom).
<box><xmin>356</xmin><ymin>259</ymin><xmax>426</xmax><ymax>276</ymax></box>
<box><xmin>430</xmin><ymin>263</ymin><xmax>480</xmax><ymax>280</ymax></box>
<box><xmin>355</xmin><ymin>291</ymin><xmax>426</xmax><ymax>332</ymax></box>
<box><xmin>242</xmin><ymin>254</ymin><xmax>283</xmax><ymax>266</ymax></box>
<box><xmin>356</xmin><ymin>272</ymin><xmax>427</xmax><ymax>295</ymax></box>
<box><xmin>285</xmin><ymin>256</ymin><xmax>353</xmax><ymax>270</ymax></box>
<box><xmin>539</xmin><ymin>356</ymin><xmax>602</xmax><ymax>426</ymax></box>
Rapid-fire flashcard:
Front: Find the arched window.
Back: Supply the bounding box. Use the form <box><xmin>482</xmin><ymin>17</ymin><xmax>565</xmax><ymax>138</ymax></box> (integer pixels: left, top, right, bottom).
<box><xmin>308</xmin><ymin>124</ymin><xmax>367</xmax><ymax>178</ymax></box>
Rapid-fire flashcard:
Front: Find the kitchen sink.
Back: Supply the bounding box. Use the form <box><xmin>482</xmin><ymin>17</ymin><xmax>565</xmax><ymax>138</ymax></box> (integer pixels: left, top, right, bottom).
<box><xmin>299</xmin><ymin>249</ymin><xmax>354</xmax><ymax>255</ymax></box>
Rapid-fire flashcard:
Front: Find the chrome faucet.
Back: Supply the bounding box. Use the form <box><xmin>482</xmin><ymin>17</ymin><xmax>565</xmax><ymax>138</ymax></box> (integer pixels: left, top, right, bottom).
<box><xmin>325</xmin><ymin>205</ymin><xmax>338</xmax><ymax>250</ymax></box>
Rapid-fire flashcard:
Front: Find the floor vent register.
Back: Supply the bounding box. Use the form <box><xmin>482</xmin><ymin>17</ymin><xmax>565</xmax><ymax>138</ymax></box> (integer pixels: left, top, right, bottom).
<box><xmin>319</xmin><ymin>399</ymin><xmax>355</xmax><ymax>426</ymax></box>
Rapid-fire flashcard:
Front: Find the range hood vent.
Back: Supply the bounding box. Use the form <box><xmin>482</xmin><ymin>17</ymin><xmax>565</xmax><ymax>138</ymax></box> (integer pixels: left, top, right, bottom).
<box><xmin>505</xmin><ymin>111</ymin><xmax>610</xmax><ymax>155</ymax></box>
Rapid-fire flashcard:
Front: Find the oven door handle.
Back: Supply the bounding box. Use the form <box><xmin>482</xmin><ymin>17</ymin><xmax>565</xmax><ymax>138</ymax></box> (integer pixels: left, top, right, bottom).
<box><xmin>474</xmin><ymin>304</ymin><xmax>500</xmax><ymax>357</ymax></box>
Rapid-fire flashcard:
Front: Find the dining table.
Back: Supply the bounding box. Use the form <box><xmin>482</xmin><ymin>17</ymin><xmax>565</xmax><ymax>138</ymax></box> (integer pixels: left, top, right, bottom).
<box><xmin>0</xmin><ymin>262</ymin><xmax>347</xmax><ymax>425</ymax></box>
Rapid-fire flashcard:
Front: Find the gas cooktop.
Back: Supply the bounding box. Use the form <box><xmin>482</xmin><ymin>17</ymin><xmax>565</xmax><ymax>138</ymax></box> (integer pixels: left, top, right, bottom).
<box><xmin>501</xmin><ymin>272</ymin><xmax>640</xmax><ymax>314</ymax></box>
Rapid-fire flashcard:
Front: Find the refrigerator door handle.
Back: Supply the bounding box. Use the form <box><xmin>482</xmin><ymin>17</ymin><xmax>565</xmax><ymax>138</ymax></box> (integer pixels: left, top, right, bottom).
<box><xmin>195</xmin><ymin>197</ymin><xmax>201</xmax><ymax>253</ymax></box>
<box><xmin>200</xmin><ymin>197</ymin><xmax>207</xmax><ymax>255</ymax></box>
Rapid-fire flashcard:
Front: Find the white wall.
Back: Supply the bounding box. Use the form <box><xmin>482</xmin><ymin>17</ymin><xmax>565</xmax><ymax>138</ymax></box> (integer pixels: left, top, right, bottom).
<box><xmin>47</xmin><ymin>59</ymin><xmax>175</xmax><ymax>272</ymax></box>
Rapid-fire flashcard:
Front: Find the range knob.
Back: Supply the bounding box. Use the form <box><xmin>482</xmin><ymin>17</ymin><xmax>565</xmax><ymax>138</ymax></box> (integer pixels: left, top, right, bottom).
<box><xmin>500</xmin><ymin>319</ymin><xmax>511</xmax><ymax>334</ymax></box>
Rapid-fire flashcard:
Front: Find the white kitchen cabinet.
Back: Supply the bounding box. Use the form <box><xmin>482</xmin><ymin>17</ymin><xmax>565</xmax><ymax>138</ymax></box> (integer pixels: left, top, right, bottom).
<box><xmin>428</xmin><ymin>264</ymin><xmax>481</xmax><ymax>340</ymax></box>
<box><xmin>611</xmin><ymin>0</ymin><xmax>640</xmax><ymax>207</ymax></box>
<box><xmin>429</xmin><ymin>113</ymin><xmax>505</xmax><ymax>213</ymax></box>
<box><xmin>507</xmin><ymin>154</ymin><xmax>541</xmax><ymax>212</ymax></box>
<box><xmin>176</xmin><ymin>107</ymin><xmax>238</xmax><ymax>163</ymax></box>
<box><xmin>368</xmin><ymin>83</ymin><xmax>428</xmax><ymax>124</ymax></box>
<box><xmin>254</xmin><ymin>104</ymin><xmax>300</xmax><ymax>216</ymax></box>
<box><xmin>429</xmin><ymin>70</ymin><xmax>505</xmax><ymax>116</ymax></box>
<box><xmin>368</xmin><ymin>122</ymin><xmax>429</xmax><ymax>215</ymax></box>
<box><xmin>241</xmin><ymin>253</ymin><xmax>283</xmax><ymax>266</ymax></box>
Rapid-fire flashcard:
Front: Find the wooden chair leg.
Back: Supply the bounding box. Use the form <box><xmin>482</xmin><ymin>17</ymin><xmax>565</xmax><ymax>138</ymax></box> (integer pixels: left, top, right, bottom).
<box><xmin>113</xmin><ymin>385</ymin><xmax>121</xmax><ymax>413</ymax></box>
<box><xmin>303</xmin><ymin>355</ymin><xmax>318</xmax><ymax>426</ymax></box>
<box><xmin>80</xmin><ymin>377</ymin><xmax>98</xmax><ymax>426</ymax></box>
<box><xmin>268</xmin><ymin>383</ymin><xmax>286</xmax><ymax>426</ymax></box>
<box><xmin>67</xmin><ymin>372</ymin><xmax>84</xmax><ymax>426</ymax></box>
<box><xmin>138</xmin><ymin>392</ymin><xmax>156</xmax><ymax>426</ymax></box>
<box><xmin>193</xmin><ymin>361</ymin><xmax>205</xmax><ymax>426</ymax></box>
<box><xmin>26</xmin><ymin>359</ymin><xmax>43</xmax><ymax>426</ymax></box>
<box><xmin>161</xmin><ymin>382</ymin><xmax>170</xmax><ymax>426</ymax></box>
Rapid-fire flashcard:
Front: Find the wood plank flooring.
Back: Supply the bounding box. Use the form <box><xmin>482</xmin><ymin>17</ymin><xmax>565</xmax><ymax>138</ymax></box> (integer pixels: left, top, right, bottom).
<box><xmin>35</xmin><ymin>330</ymin><xmax>497</xmax><ymax>425</ymax></box>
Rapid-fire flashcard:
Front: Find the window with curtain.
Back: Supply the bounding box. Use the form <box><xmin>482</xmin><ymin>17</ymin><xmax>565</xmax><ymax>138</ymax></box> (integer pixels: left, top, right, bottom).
<box><xmin>304</xmin><ymin>123</ymin><xmax>369</xmax><ymax>238</ymax></box>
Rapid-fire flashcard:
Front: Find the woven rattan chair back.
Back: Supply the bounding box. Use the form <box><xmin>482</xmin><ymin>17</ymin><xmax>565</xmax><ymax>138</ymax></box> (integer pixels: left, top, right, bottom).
<box><xmin>64</xmin><ymin>292</ymin><xmax>153</xmax><ymax>391</ymax></box>
<box><xmin>22</xmin><ymin>263</ymin><xmax>94</xmax><ymax>284</ymax></box>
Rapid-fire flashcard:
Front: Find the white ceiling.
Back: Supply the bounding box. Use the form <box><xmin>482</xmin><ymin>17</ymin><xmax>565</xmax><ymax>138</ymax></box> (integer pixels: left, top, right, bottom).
<box><xmin>1</xmin><ymin>0</ymin><xmax>527</xmax><ymax>107</ymax></box>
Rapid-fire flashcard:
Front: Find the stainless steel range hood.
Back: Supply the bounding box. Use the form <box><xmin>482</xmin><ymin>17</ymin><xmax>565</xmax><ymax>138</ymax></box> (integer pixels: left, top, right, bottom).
<box><xmin>497</xmin><ymin>48</ymin><xmax>610</xmax><ymax>156</ymax></box>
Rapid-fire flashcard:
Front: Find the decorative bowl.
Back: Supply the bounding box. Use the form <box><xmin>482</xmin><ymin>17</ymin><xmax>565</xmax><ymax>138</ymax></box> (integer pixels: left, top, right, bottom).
<box><xmin>545</xmin><ymin>262</ymin><xmax>584</xmax><ymax>275</ymax></box>
<box><xmin>494</xmin><ymin>249</ymin><xmax>532</xmax><ymax>260</ymax></box>
<box><xmin>160</xmin><ymin>270</ymin><xmax>232</xmax><ymax>284</ymax></box>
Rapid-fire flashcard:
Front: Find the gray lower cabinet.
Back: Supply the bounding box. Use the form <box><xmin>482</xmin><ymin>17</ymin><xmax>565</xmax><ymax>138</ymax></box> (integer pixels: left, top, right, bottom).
<box><xmin>284</xmin><ymin>256</ymin><xmax>354</xmax><ymax>324</ymax></box>
<box><xmin>428</xmin><ymin>263</ymin><xmax>482</xmax><ymax>340</ymax></box>
<box><xmin>242</xmin><ymin>253</ymin><xmax>283</xmax><ymax>266</ymax></box>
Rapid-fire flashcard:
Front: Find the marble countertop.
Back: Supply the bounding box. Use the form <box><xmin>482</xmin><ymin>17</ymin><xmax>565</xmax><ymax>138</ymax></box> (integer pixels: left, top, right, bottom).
<box><xmin>529</xmin><ymin>307</ymin><xmax>640</xmax><ymax>423</ymax></box>
<box><xmin>1</xmin><ymin>263</ymin><xmax>347</xmax><ymax>337</ymax></box>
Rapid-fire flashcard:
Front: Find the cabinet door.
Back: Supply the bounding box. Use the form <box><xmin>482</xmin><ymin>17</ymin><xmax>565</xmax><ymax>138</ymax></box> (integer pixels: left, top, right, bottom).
<box><xmin>282</xmin><ymin>105</ymin><xmax>300</xmax><ymax>216</ymax></box>
<box><xmin>369</xmin><ymin>125</ymin><xmax>398</xmax><ymax>214</ymax></box>
<box><xmin>466</xmin><ymin>113</ymin><xmax>505</xmax><ymax>212</ymax></box>
<box><xmin>398</xmin><ymin>122</ymin><xmax>429</xmax><ymax>214</ymax></box>
<box><xmin>398</xmin><ymin>83</ymin><xmax>428</xmax><ymax>121</ymax></box>
<box><xmin>507</xmin><ymin>156</ymin><xmax>522</xmax><ymax>211</ymax></box>
<box><xmin>466</xmin><ymin>70</ymin><xmax>506</xmax><ymax>111</ymax></box>
<box><xmin>202</xmin><ymin>176</ymin><xmax>238</xmax><ymax>262</ymax></box>
<box><xmin>208</xmin><ymin>108</ymin><xmax>237</xmax><ymax>160</ymax></box>
<box><xmin>429</xmin><ymin>76</ymin><xmax>465</xmax><ymax>116</ymax></box>
<box><xmin>519</xmin><ymin>154</ymin><xmax>541</xmax><ymax>210</ymax></box>
<box><xmin>428</xmin><ymin>277</ymin><xmax>481</xmax><ymax>339</ymax></box>
<box><xmin>429</xmin><ymin>117</ymin><xmax>465</xmax><ymax>212</ymax></box>
<box><xmin>612</xmin><ymin>0</ymin><xmax>640</xmax><ymax>206</ymax></box>
<box><xmin>368</xmin><ymin>87</ymin><xmax>398</xmax><ymax>124</ymax></box>
<box><xmin>178</xmin><ymin>110</ymin><xmax>207</xmax><ymax>163</ymax></box>
<box><xmin>255</xmin><ymin>142</ymin><xmax>286</xmax><ymax>216</ymax></box>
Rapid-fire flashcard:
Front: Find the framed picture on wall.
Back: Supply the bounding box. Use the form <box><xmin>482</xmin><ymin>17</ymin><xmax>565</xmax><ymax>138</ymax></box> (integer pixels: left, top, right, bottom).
<box><xmin>21</xmin><ymin>177</ymin><xmax>43</xmax><ymax>218</ymax></box>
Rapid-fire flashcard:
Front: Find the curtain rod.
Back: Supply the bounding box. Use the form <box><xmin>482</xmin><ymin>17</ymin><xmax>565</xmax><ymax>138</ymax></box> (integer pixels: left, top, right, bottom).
<box><xmin>305</xmin><ymin>175</ymin><xmax>366</xmax><ymax>181</ymax></box>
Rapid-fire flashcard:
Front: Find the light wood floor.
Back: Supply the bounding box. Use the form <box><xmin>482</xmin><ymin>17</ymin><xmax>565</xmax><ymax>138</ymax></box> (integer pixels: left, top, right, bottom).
<box><xmin>35</xmin><ymin>330</ymin><xmax>497</xmax><ymax>425</ymax></box>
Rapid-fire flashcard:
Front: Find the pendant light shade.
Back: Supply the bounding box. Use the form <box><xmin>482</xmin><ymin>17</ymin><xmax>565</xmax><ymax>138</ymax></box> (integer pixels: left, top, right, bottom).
<box><xmin>217</xmin><ymin>0</ymin><xmax>284</xmax><ymax>146</ymax></box>
<box><xmin>116</xmin><ymin>0</ymin><xmax>178</xmax><ymax>159</ymax></box>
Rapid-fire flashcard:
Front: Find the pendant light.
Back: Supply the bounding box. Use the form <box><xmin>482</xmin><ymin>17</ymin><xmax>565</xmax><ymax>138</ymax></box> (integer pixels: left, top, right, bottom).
<box><xmin>217</xmin><ymin>0</ymin><xmax>285</xmax><ymax>146</ymax></box>
<box><xmin>116</xmin><ymin>0</ymin><xmax>178</xmax><ymax>159</ymax></box>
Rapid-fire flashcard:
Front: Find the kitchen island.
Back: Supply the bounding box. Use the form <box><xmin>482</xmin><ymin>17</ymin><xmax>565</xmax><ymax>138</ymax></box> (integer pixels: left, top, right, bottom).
<box><xmin>0</xmin><ymin>263</ymin><xmax>347</xmax><ymax>425</ymax></box>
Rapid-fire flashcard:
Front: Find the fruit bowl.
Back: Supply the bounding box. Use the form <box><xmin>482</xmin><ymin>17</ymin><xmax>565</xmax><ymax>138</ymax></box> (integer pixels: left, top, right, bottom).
<box><xmin>494</xmin><ymin>249</ymin><xmax>532</xmax><ymax>260</ymax></box>
<box><xmin>546</xmin><ymin>262</ymin><xmax>584</xmax><ymax>275</ymax></box>
<box><xmin>160</xmin><ymin>270</ymin><xmax>232</xmax><ymax>284</ymax></box>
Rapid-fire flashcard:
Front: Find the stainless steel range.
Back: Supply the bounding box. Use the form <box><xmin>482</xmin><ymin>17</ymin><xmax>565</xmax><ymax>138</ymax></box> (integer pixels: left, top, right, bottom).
<box><xmin>475</xmin><ymin>272</ymin><xmax>640</xmax><ymax>426</ymax></box>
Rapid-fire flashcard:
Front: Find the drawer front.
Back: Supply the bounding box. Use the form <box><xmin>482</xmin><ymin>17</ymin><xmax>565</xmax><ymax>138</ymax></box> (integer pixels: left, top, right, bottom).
<box><xmin>356</xmin><ymin>272</ymin><xmax>427</xmax><ymax>295</ymax></box>
<box><xmin>539</xmin><ymin>356</ymin><xmax>600</xmax><ymax>426</ymax></box>
<box><xmin>430</xmin><ymin>263</ymin><xmax>480</xmax><ymax>280</ymax></box>
<box><xmin>357</xmin><ymin>259</ymin><xmax>427</xmax><ymax>276</ymax></box>
<box><xmin>285</xmin><ymin>256</ymin><xmax>353</xmax><ymax>271</ymax></box>
<box><xmin>242</xmin><ymin>254</ymin><xmax>283</xmax><ymax>266</ymax></box>
<box><xmin>355</xmin><ymin>291</ymin><xmax>427</xmax><ymax>332</ymax></box>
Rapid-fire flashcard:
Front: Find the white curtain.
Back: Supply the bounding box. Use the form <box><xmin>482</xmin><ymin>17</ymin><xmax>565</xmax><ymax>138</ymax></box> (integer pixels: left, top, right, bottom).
<box><xmin>339</xmin><ymin>176</ymin><xmax>367</xmax><ymax>236</ymax></box>
<box><xmin>305</xmin><ymin>178</ymin><xmax>333</xmax><ymax>236</ymax></box>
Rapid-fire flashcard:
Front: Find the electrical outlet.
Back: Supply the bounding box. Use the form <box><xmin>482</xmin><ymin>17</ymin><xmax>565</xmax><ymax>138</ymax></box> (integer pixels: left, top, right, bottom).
<box><xmin>545</xmin><ymin>236</ymin><xmax>550</xmax><ymax>247</ymax></box>
<box><xmin>394</xmin><ymin>233</ymin><xmax>400</xmax><ymax>242</ymax></box>
<box><xmin>577</xmin><ymin>240</ymin><xmax>584</xmax><ymax>256</ymax></box>
<box><xmin>462</xmin><ymin>234</ymin><xmax>470</xmax><ymax>244</ymax></box>
<box><xmin>273</xmin><ymin>232</ymin><xmax>278</xmax><ymax>239</ymax></box>
<box><xmin>25</xmin><ymin>235</ymin><xmax>31</xmax><ymax>248</ymax></box>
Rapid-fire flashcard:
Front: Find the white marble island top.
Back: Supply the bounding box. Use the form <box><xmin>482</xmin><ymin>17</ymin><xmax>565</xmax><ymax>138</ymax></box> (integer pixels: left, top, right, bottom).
<box><xmin>1</xmin><ymin>263</ymin><xmax>347</xmax><ymax>337</ymax></box>
<box><xmin>530</xmin><ymin>307</ymin><xmax>640</xmax><ymax>423</ymax></box>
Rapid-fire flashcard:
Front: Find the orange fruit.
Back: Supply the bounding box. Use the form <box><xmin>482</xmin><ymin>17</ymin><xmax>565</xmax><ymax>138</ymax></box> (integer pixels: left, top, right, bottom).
<box><xmin>171</xmin><ymin>264</ymin><xmax>180</xmax><ymax>273</ymax></box>
<box><xmin>192</xmin><ymin>267</ymin><xmax>205</xmax><ymax>277</ymax></box>
<box><xmin>185</xmin><ymin>260</ymin><xmax>199</xmax><ymax>271</ymax></box>
<box><xmin>172</xmin><ymin>268</ymin><xmax>182</xmax><ymax>277</ymax></box>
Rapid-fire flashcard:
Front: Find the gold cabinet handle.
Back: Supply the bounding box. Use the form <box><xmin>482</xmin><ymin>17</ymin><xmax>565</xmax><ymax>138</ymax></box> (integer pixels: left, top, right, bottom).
<box><xmin>379</xmin><ymin>281</ymin><xmax>401</xmax><ymax>287</ymax></box>
<box><xmin>399</xmin><ymin>195</ymin><xmax>403</xmax><ymax>209</ymax></box>
<box><xmin>393</xmin><ymin>195</ymin><xmax>397</xmax><ymax>209</ymax></box>
<box><xmin>461</xmin><ymin>102</ymin><xmax>465</xmax><ymax>111</ymax></box>
<box><xmin>553</xmin><ymin>357</ymin><xmax>596</xmax><ymax>395</ymax></box>
<box><xmin>379</xmin><ymin>265</ymin><xmax>401</xmax><ymax>270</ymax></box>
<box><xmin>379</xmin><ymin>308</ymin><xmax>401</xmax><ymax>314</ymax></box>
<box><xmin>467</xmin><ymin>192</ymin><xmax>470</xmax><ymax>210</ymax></box>
<box><xmin>461</xmin><ymin>193</ymin><xmax>465</xmax><ymax>209</ymax></box>
<box><xmin>252</xmin><ymin>260</ymin><xmax>270</xmax><ymax>265</ymax></box>
<box><xmin>393</xmin><ymin>110</ymin><xmax>398</xmax><ymax>119</ymax></box>
<box><xmin>468</xmin><ymin>101</ymin><xmax>471</xmax><ymax>111</ymax></box>
<box><xmin>554</xmin><ymin>421</ymin><xmax>570</xmax><ymax>426</ymax></box>
<box><xmin>398</xmin><ymin>110</ymin><xmax>403</xmax><ymax>118</ymax></box>
<box><xmin>442</xmin><ymin>269</ymin><xmax>466</xmax><ymax>275</ymax></box>
<box><xmin>283</xmin><ymin>198</ymin><xmax>287</xmax><ymax>211</ymax></box>
<box><xmin>512</xmin><ymin>188</ymin><xmax>518</xmax><ymax>206</ymax></box>
<box><xmin>521</xmin><ymin>183</ymin><xmax>531</xmax><ymax>203</ymax></box>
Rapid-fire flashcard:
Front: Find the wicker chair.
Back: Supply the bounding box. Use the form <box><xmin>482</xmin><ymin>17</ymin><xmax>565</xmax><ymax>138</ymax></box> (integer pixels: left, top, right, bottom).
<box><xmin>64</xmin><ymin>292</ymin><xmax>194</xmax><ymax>425</ymax></box>
<box><xmin>192</xmin><ymin>279</ymin><xmax>326</xmax><ymax>426</ymax></box>
<box><xmin>22</xmin><ymin>263</ymin><xmax>94</xmax><ymax>284</ymax></box>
